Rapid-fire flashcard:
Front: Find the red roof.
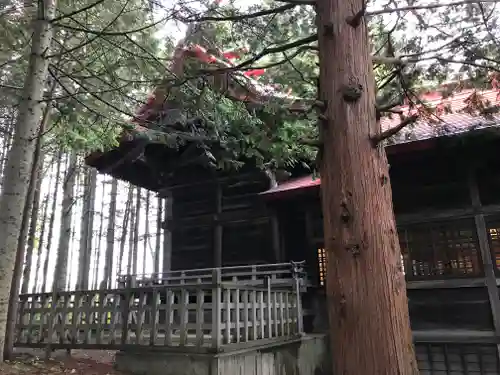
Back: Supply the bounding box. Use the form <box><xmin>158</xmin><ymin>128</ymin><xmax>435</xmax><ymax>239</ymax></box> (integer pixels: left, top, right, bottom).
<box><xmin>262</xmin><ymin>88</ymin><xmax>500</xmax><ymax>199</ymax></box>
<box><xmin>260</xmin><ymin>175</ymin><xmax>320</xmax><ymax>197</ymax></box>
<box><xmin>379</xmin><ymin>88</ymin><xmax>500</xmax><ymax>144</ymax></box>
<box><xmin>127</xmin><ymin>39</ymin><xmax>500</xmax><ymax>201</ymax></box>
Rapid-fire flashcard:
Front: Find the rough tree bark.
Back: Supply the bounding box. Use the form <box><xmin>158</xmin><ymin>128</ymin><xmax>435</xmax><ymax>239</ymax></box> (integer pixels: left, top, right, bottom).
<box><xmin>0</xmin><ymin>0</ymin><xmax>56</xmax><ymax>360</ymax></box>
<box><xmin>54</xmin><ymin>151</ymin><xmax>77</xmax><ymax>291</ymax></box>
<box><xmin>4</xmin><ymin>110</ymin><xmax>48</xmax><ymax>360</ymax></box>
<box><xmin>0</xmin><ymin>114</ymin><xmax>15</xmax><ymax>178</ymax></box>
<box><xmin>316</xmin><ymin>1</ymin><xmax>418</xmax><ymax>374</ymax></box>
<box><xmin>102</xmin><ymin>178</ymin><xmax>118</xmax><ymax>289</ymax></box>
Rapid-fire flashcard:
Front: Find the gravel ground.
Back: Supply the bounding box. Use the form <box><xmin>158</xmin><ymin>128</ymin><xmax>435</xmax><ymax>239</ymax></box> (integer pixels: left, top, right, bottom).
<box><xmin>0</xmin><ymin>348</ymin><xmax>124</xmax><ymax>375</ymax></box>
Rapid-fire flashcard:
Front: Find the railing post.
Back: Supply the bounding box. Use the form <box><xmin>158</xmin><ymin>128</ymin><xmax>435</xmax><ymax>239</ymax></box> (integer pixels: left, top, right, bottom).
<box><xmin>265</xmin><ymin>276</ymin><xmax>272</xmax><ymax>338</ymax></box>
<box><xmin>291</xmin><ymin>261</ymin><xmax>304</xmax><ymax>334</ymax></box>
<box><xmin>121</xmin><ymin>289</ymin><xmax>131</xmax><ymax>345</ymax></box>
<box><xmin>44</xmin><ymin>289</ymin><xmax>58</xmax><ymax>359</ymax></box>
<box><xmin>211</xmin><ymin>268</ymin><xmax>222</xmax><ymax>351</ymax></box>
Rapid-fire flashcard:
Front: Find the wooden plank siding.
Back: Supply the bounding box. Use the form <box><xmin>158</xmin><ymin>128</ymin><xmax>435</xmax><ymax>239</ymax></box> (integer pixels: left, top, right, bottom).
<box><xmin>164</xmin><ymin>171</ymin><xmax>275</xmax><ymax>271</ymax></box>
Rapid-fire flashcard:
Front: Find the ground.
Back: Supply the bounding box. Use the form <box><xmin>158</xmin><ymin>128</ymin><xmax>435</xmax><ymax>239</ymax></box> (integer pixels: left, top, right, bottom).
<box><xmin>0</xmin><ymin>349</ymin><xmax>124</xmax><ymax>375</ymax></box>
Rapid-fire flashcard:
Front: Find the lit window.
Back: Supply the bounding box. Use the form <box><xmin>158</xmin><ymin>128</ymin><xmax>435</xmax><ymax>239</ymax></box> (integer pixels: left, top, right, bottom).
<box><xmin>489</xmin><ymin>228</ymin><xmax>500</xmax><ymax>269</ymax></box>
<box><xmin>317</xmin><ymin>248</ymin><xmax>327</xmax><ymax>286</ymax></box>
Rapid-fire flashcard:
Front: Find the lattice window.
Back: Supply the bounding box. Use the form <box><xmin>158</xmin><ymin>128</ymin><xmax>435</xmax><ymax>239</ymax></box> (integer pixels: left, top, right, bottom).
<box><xmin>486</xmin><ymin>223</ymin><xmax>500</xmax><ymax>272</ymax></box>
<box><xmin>398</xmin><ymin>219</ymin><xmax>483</xmax><ymax>280</ymax></box>
<box><xmin>317</xmin><ymin>248</ymin><xmax>327</xmax><ymax>286</ymax></box>
<box><xmin>415</xmin><ymin>343</ymin><xmax>499</xmax><ymax>374</ymax></box>
<box><xmin>316</xmin><ymin>249</ymin><xmax>403</xmax><ymax>284</ymax></box>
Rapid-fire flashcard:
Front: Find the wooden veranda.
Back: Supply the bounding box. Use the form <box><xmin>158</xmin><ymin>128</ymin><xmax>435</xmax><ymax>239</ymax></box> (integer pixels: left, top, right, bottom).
<box><xmin>14</xmin><ymin>264</ymin><xmax>305</xmax><ymax>352</ymax></box>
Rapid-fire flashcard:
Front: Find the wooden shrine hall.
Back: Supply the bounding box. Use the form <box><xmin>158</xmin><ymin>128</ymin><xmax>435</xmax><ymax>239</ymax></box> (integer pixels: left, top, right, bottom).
<box><xmin>84</xmin><ymin>84</ymin><xmax>500</xmax><ymax>372</ymax></box>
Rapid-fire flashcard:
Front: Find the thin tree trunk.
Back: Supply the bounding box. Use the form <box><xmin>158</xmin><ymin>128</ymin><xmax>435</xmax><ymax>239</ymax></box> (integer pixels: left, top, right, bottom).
<box><xmin>163</xmin><ymin>196</ymin><xmax>172</xmax><ymax>273</ymax></box>
<box><xmin>93</xmin><ymin>180</ymin><xmax>106</xmax><ymax>289</ymax></box>
<box><xmin>142</xmin><ymin>191</ymin><xmax>150</xmax><ymax>275</ymax></box>
<box><xmin>0</xmin><ymin>0</ymin><xmax>56</xmax><ymax>360</ymax></box>
<box><xmin>316</xmin><ymin>2</ymin><xmax>418</xmax><ymax>374</ymax></box>
<box><xmin>102</xmin><ymin>178</ymin><xmax>118</xmax><ymax>289</ymax></box>
<box><xmin>132</xmin><ymin>187</ymin><xmax>141</xmax><ymax>275</ymax></box>
<box><xmin>66</xmin><ymin>161</ymin><xmax>82</xmax><ymax>292</ymax></box>
<box><xmin>127</xmin><ymin>192</ymin><xmax>136</xmax><ymax>276</ymax></box>
<box><xmin>21</xmin><ymin>109</ymin><xmax>54</xmax><ymax>295</ymax></box>
<box><xmin>119</xmin><ymin>185</ymin><xmax>133</xmax><ymax>274</ymax></box>
<box><xmin>77</xmin><ymin>167</ymin><xmax>96</xmax><ymax>290</ymax></box>
<box><xmin>21</xmin><ymin>152</ymin><xmax>44</xmax><ymax>294</ymax></box>
<box><xmin>0</xmin><ymin>113</ymin><xmax>15</xmax><ymax>178</ymax></box>
<box><xmin>54</xmin><ymin>151</ymin><xmax>77</xmax><ymax>291</ymax></box>
<box><xmin>42</xmin><ymin>150</ymin><xmax>63</xmax><ymax>292</ymax></box>
<box><xmin>33</xmin><ymin>189</ymin><xmax>51</xmax><ymax>293</ymax></box>
<box><xmin>154</xmin><ymin>198</ymin><xmax>163</xmax><ymax>276</ymax></box>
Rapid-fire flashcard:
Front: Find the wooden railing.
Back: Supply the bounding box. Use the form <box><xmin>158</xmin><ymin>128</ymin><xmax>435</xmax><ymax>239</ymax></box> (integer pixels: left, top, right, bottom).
<box><xmin>117</xmin><ymin>262</ymin><xmax>308</xmax><ymax>289</ymax></box>
<box><xmin>15</xmin><ymin>270</ymin><xmax>303</xmax><ymax>352</ymax></box>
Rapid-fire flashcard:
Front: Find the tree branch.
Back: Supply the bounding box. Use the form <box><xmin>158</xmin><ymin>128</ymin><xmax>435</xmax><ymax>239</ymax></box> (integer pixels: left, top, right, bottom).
<box><xmin>53</xmin><ymin>15</ymin><xmax>169</xmax><ymax>36</ymax></box>
<box><xmin>367</xmin><ymin>0</ymin><xmax>500</xmax><ymax>17</ymax></box>
<box><xmin>47</xmin><ymin>0</ymin><xmax>130</xmax><ymax>58</ymax></box>
<box><xmin>51</xmin><ymin>0</ymin><xmax>107</xmax><ymax>23</ymax></box>
<box><xmin>371</xmin><ymin>56</ymin><xmax>406</xmax><ymax>65</ymax></box>
<box><xmin>219</xmin><ymin>35</ymin><xmax>318</xmax><ymax>71</ymax></box>
<box><xmin>182</xmin><ymin>4</ymin><xmax>296</xmax><ymax>22</ymax></box>
<box><xmin>273</xmin><ymin>0</ymin><xmax>314</xmax><ymax>4</ymax></box>
<box><xmin>371</xmin><ymin>115</ymin><xmax>419</xmax><ymax>146</ymax></box>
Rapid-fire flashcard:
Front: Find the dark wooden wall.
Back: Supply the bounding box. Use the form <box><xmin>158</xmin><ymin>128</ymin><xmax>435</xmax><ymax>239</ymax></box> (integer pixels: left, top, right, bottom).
<box><xmin>160</xmin><ymin>136</ymin><xmax>500</xmax><ymax>358</ymax></box>
<box><xmin>289</xmin><ymin>139</ymin><xmax>500</xmax><ymax>348</ymax></box>
<box><xmin>163</xmin><ymin>167</ymin><xmax>277</xmax><ymax>270</ymax></box>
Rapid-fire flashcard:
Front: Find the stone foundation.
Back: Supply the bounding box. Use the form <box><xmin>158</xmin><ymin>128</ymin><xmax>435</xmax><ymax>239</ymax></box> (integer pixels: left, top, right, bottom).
<box><xmin>114</xmin><ymin>334</ymin><xmax>329</xmax><ymax>375</ymax></box>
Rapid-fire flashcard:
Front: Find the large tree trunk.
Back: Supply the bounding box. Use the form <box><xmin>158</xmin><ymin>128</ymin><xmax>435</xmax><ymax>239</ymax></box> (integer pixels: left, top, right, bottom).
<box><xmin>4</xmin><ymin>109</ymin><xmax>48</xmax><ymax>360</ymax></box>
<box><xmin>0</xmin><ymin>0</ymin><xmax>56</xmax><ymax>360</ymax></box>
<box><xmin>316</xmin><ymin>1</ymin><xmax>418</xmax><ymax>374</ymax></box>
<box><xmin>102</xmin><ymin>178</ymin><xmax>118</xmax><ymax>289</ymax></box>
<box><xmin>54</xmin><ymin>151</ymin><xmax>77</xmax><ymax>291</ymax></box>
